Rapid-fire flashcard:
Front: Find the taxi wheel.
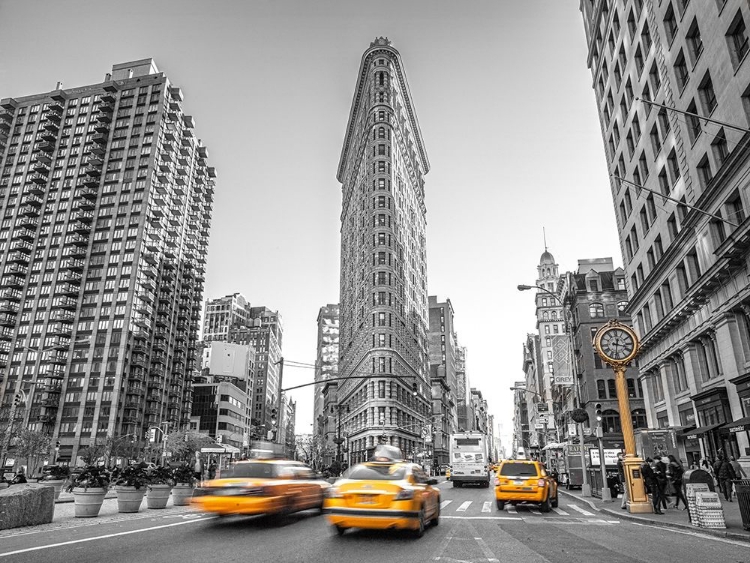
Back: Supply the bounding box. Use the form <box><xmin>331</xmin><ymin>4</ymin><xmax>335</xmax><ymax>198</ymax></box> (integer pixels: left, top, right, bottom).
<box><xmin>540</xmin><ymin>494</ymin><xmax>552</xmax><ymax>513</ymax></box>
<box><xmin>551</xmin><ymin>492</ymin><xmax>559</xmax><ymax>508</ymax></box>
<box><xmin>415</xmin><ymin>507</ymin><xmax>426</xmax><ymax>538</ymax></box>
<box><xmin>496</xmin><ymin>500</ymin><xmax>505</xmax><ymax>511</ymax></box>
<box><xmin>433</xmin><ymin>500</ymin><xmax>440</xmax><ymax>527</ymax></box>
<box><xmin>334</xmin><ymin>525</ymin><xmax>346</xmax><ymax>536</ymax></box>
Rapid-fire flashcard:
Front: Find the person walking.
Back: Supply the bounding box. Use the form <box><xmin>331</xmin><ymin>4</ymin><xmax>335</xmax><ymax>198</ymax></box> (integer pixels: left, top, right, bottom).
<box><xmin>730</xmin><ymin>456</ymin><xmax>747</xmax><ymax>501</ymax></box>
<box><xmin>193</xmin><ymin>455</ymin><xmax>203</xmax><ymax>484</ymax></box>
<box><xmin>641</xmin><ymin>458</ymin><xmax>663</xmax><ymax>514</ymax></box>
<box><xmin>714</xmin><ymin>453</ymin><xmax>737</xmax><ymax>501</ymax></box>
<box><xmin>617</xmin><ymin>453</ymin><xmax>628</xmax><ymax>509</ymax></box>
<box><xmin>667</xmin><ymin>454</ymin><xmax>688</xmax><ymax>510</ymax></box>
<box><xmin>653</xmin><ymin>457</ymin><xmax>669</xmax><ymax>510</ymax></box>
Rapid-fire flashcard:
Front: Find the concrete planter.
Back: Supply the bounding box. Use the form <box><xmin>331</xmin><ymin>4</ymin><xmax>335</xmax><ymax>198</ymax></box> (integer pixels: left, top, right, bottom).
<box><xmin>172</xmin><ymin>484</ymin><xmax>194</xmax><ymax>506</ymax></box>
<box><xmin>146</xmin><ymin>484</ymin><xmax>172</xmax><ymax>509</ymax></box>
<box><xmin>115</xmin><ymin>486</ymin><xmax>145</xmax><ymax>513</ymax></box>
<box><xmin>42</xmin><ymin>479</ymin><xmax>66</xmax><ymax>501</ymax></box>
<box><xmin>72</xmin><ymin>487</ymin><xmax>107</xmax><ymax>518</ymax></box>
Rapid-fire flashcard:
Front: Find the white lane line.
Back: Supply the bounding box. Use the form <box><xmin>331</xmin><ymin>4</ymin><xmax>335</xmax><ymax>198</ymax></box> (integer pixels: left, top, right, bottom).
<box><xmin>474</xmin><ymin>537</ymin><xmax>499</xmax><ymax>562</ymax></box>
<box><xmin>507</xmin><ymin>505</ymin><xmax>517</xmax><ymax>514</ymax></box>
<box><xmin>456</xmin><ymin>501</ymin><xmax>472</xmax><ymax>512</ymax></box>
<box><xmin>528</xmin><ymin>508</ymin><xmax>542</xmax><ymax>515</ymax></box>
<box><xmin>568</xmin><ymin>504</ymin><xmax>595</xmax><ymax>516</ymax></box>
<box><xmin>0</xmin><ymin>516</ymin><xmax>216</xmax><ymax>558</ymax></box>
<box><xmin>481</xmin><ymin>501</ymin><xmax>492</xmax><ymax>513</ymax></box>
<box><xmin>629</xmin><ymin>521</ymin><xmax>748</xmax><ymax>546</ymax></box>
<box><xmin>441</xmin><ymin>500</ymin><xmax>453</xmax><ymax>509</ymax></box>
<box><xmin>552</xmin><ymin>507</ymin><xmax>569</xmax><ymax>516</ymax></box>
<box><xmin>443</xmin><ymin>516</ymin><xmax>522</xmax><ymax>520</ymax></box>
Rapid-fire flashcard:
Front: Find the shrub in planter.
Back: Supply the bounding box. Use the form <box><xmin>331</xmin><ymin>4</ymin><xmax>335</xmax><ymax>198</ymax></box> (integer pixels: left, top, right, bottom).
<box><xmin>171</xmin><ymin>464</ymin><xmax>196</xmax><ymax>506</ymax></box>
<box><xmin>113</xmin><ymin>463</ymin><xmax>149</xmax><ymax>513</ymax></box>
<box><xmin>42</xmin><ymin>465</ymin><xmax>71</xmax><ymax>500</ymax></box>
<box><xmin>66</xmin><ymin>466</ymin><xmax>111</xmax><ymax>518</ymax></box>
<box><xmin>146</xmin><ymin>465</ymin><xmax>174</xmax><ymax>509</ymax></box>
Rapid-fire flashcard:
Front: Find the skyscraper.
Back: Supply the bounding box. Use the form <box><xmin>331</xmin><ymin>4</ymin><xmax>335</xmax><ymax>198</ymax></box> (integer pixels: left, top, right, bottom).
<box><xmin>336</xmin><ymin>38</ymin><xmax>431</xmax><ymax>463</ymax></box>
<box><xmin>579</xmin><ymin>1</ymin><xmax>750</xmax><ymax>464</ymax></box>
<box><xmin>314</xmin><ymin>303</ymin><xmax>339</xmax><ymax>447</ymax></box>
<box><xmin>0</xmin><ymin>59</ymin><xmax>213</xmax><ymax>462</ymax></box>
<box><xmin>203</xmin><ymin>292</ymin><xmax>252</xmax><ymax>341</ymax></box>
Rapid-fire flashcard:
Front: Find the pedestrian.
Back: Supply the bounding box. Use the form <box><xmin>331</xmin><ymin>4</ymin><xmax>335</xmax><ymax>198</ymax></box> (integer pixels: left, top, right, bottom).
<box><xmin>667</xmin><ymin>454</ymin><xmax>688</xmax><ymax>510</ymax></box>
<box><xmin>652</xmin><ymin>457</ymin><xmax>669</xmax><ymax>510</ymax></box>
<box><xmin>208</xmin><ymin>461</ymin><xmax>217</xmax><ymax>480</ymax></box>
<box><xmin>713</xmin><ymin>452</ymin><xmax>737</xmax><ymax>502</ymax></box>
<box><xmin>641</xmin><ymin>458</ymin><xmax>664</xmax><ymax>514</ymax></box>
<box><xmin>617</xmin><ymin>453</ymin><xmax>628</xmax><ymax>510</ymax></box>
<box><xmin>193</xmin><ymin>456</ymin><xmax>203</xmax><ymax>483</ymax></box>
<box><xmin>11</xmin><ymin>468</ymin><xmax>27</xmax><ymax>485</ymax></box>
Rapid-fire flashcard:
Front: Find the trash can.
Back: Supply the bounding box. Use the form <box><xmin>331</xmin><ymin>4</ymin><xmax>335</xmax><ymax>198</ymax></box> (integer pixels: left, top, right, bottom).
<box><xmin>734</xmin><ymin>479</ymin><xmax>750</xmax><ymax>531</ymax></box>
<box><xmin>683</xmin><ymin>469</ymin><xmax>715</xmax><ymax>493</ymax></box>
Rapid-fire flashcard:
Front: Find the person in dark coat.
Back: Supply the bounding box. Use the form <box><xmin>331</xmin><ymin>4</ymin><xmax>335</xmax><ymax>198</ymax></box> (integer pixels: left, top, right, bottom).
<box><xmin>617</xmin><ymin>453</ymin><xmax>628</xmax><ymax>509</ymax></box>
<box><xmin>653</xmin><ymin>457</ymin><xmax>669</xmax><ymax>510</ymax></box>
<box><xmin>667</xmin><ymin>454</ymin><xmax>688</xmax><ymax>510</ymax></box>
<box><xmin>641</xmin><ymin>458</ymin><xmax>663</xmax><ymax>514</ymax></box>
<box><xmin>714</xmin><ymin>453</ymin><xmax>737</xmax><ymax>501</ymax></box>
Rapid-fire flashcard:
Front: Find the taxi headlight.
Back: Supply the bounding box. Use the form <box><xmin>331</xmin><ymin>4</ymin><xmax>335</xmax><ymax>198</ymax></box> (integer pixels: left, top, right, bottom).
<box><xmin>325</xmin><ymin>487</ymin><xmax>343</xmax><ymax>499</ymax></box>
<box><xmin>394</xmin><ymin>489</ymin><xmax>414</xmax><ymax>501</ymax></box>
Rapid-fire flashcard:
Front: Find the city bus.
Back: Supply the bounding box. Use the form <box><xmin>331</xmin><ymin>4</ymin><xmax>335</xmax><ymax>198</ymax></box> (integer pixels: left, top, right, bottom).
<box><xmin>449</xmin><ymin>431</ymin><xmax>490</xmax><ymax>487</ymax></box>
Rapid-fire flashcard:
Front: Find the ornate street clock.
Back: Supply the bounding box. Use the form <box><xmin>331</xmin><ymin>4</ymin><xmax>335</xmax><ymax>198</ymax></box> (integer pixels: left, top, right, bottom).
<box><xmin>594</xmin><ymin>320</ymin><xmax>639</xmax><ymax>366</ymax></box>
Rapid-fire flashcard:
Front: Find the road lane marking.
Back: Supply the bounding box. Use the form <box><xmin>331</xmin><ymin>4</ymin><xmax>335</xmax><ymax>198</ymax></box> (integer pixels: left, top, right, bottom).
<box><xmin>528</xmin><ymin>508</ymin><xmax>541</xmax><ymax>515</ymax></box>
<box><xmin>568</xmin><ymin>504</ymin><xmax>595</xmax><ymax>516</ymax></box>
<box><xmin>507</xmin><ymin>505</ymin><xmax>517</xmax><ymax>514</ymax></box>
<box><xmin>456</xmin><ymin>501</ymin><xmax>472</xmax><ymax>512</ymax></box>
<box><xmin>0</xmin><ymin>515</ymin><xmax>216</xmax><ymax>558</ymax></box>
<box><xmin>442</xmin><ymin>516</ymin><xmax>522</xmax><ymax>520</ymax></box>
<box><xmin>552</xmin><ymin>507</ymin><xmax>569</xmax><ymax>516</ymax></box>
<box><xmin>629</xmin><ymin>521</ymin><xmax>750</xmax><ymax>547</ymax></box>
<box><xmin>441</xmin><ymin>500</ymin><xmax>453</xmax><ymax>509</ymax></box>
<box><xmin>481</xmin><ymin>502</ymin><xmax>491</xmax><ymax>513</ymax></box>
<box><xmin>474</xmin><ymin>537</ymin><xmax>499</xmax><ymax>562</ymax></box>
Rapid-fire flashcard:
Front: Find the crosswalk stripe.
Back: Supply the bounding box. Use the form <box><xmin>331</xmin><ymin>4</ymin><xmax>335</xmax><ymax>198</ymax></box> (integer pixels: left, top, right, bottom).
<box><xmin>440</xmin><ymin>500</ymin><xmax>453</xmax><ymax>509</ymax></box>
<box><xmin>456</xmin><ymin>501</ymin><xmax>472</xmax><ymax>512</ymax></box>
<box><xmin>528</xmin><ymin>508</ymin><xmax>541</xmax><ymax>515</ymax></box>
<box><xmin>481</xmin><ymin>501</ymin><xmax>491</xmax><ymax>513</ymax></box>
<box><xmin>507</xmin><ymin>505</ymin><xmax>517</xmax><ymax>514</ymax></box>
<box><xmin>568</xmin><ymin>504</ymin><xmax>595</xmax><ymax>516</ymax></box>
<box><xmin>552</xmin><ymin>507</ymin><xmax>569</xmax><ymax>516</ymax></box>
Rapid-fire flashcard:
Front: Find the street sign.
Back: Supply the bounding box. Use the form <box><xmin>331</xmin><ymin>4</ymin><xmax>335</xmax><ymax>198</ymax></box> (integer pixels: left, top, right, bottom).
<box><xmin>536</xmin><ymin>403</ymin><xmax>549</xmax><ymax>413</ymax></box>
<box><xmin>589</xmin><ymin>448</ymin><xmax>621</xmax><ymax>466</ymax></box>
<box><xmin>568</xmin><ymin>423</ymin><xmax>577</xmax><ymax>437</ymax></box>
<box><xmin>537</xmin><ymin>415</ymin><xmax>548</xmax><ymax>425</ymax></box>
<box><xmin>534</xmin><ymin>423</ymin><xmax>546</xmax><ymax>430</ymax></box>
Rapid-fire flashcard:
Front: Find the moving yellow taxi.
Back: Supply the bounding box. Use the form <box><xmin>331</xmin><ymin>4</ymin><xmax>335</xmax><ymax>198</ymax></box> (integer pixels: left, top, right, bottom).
<box><xmin>494</xmin><ymin>459</ymin><xmax>558</xmax><ymax>512</ymax></box>
<box><xmin>323</xmin><ymin>445</ymin><xmax>441</xmax><ymax>537</ymax></box>
<box><xmin>191</xmin><ymin>456</ymin><xmax>329</xmax><ymax>518</ymax></box>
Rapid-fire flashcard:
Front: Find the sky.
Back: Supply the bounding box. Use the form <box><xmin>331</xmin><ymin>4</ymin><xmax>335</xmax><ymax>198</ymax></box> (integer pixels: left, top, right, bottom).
<box><xmin>0</xmin><ymin>0</ymin><xmax>622</xmax><ymax>447</ymax></box>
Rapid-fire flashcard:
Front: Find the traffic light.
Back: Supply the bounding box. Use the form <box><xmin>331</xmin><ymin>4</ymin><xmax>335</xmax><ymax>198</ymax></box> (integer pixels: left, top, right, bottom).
<box><xmin>595</xmin><ymin>403</ymin><xmax>603</xmax><ymax>422</ymax></box>
<box><xmin>271</xmin><ymin>408</ymin><xmax>278</xmax><ymax>425</ymax></box>
<box><xmin>55</xmin><ymin>441</ymin><xmax>60</xmax><ymax>450</ymax></box>
<box><xmin>148</xmin><ymin>428</ymin><xmax>157</xmax><ymax>443</ymax></box>
<box><xmin>13</xmin><ymin>393</ymin><xmax>23</xmax><ymax>407</ymax></box>
<box><xmin>411</xmin><ymin>382</ymin><xmax>418</xmax><ymax>396</ymax></box>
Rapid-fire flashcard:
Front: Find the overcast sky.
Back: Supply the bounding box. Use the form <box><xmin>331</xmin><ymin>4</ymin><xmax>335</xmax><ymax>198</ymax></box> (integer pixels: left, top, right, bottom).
<box><xmin>0</xmin><ymin>0</ymin><xmax>621</xmax><ymax>447</ymax></box>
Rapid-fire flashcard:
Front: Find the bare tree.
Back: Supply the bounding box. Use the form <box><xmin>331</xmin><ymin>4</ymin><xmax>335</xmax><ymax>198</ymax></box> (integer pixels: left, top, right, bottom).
<box><xmin>164</xmin><ymin>430</ymin><xmax>214</xmax><ymax>462</ymax></box>
<box><xmin>77</xmin><ymin>438</ymin><xmax>109</xmax><ymax>466</ymax></box>
<box><xmin>14</xmin><ymin>428</ymin><xmax>52</xmax><ymax>476</ymax></box>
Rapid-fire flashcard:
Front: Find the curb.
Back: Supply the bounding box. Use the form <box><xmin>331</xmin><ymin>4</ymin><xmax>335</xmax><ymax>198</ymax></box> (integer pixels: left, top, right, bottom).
<box><xmin>559</xmin><ymin>490</ymin><xmax>750</xmax><ymax>543</ymax></box>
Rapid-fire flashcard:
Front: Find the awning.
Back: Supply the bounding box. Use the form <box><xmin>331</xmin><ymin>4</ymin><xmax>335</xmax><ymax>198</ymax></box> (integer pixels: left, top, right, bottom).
<box><xmin>675</xmin><ymin>426</ymin><xmax>696</xmax><ymax>438</ymax></box>
<box><xmin>684</xmin><ymin>422</ymin><xmax>724</xmax><ymax>439</ymax></box>
<box><xmin>724</xmin><ymin>416</ymin><xmax>750</xmax><ymax>434</ymax></box>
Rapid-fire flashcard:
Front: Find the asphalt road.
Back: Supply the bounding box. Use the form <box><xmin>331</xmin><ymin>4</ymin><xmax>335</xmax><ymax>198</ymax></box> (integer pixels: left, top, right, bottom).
<box><xmin>1</xmin><ymin>479</ymin><xmax>748</xmax><ymax>563</ymax></box>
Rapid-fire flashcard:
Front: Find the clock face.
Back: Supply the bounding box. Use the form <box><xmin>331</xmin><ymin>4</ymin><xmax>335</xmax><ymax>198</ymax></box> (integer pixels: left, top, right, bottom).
<box><xmin>600</xmin><ymin>328</ymin><xmax>635</xmax><ymax>361</ymax></box>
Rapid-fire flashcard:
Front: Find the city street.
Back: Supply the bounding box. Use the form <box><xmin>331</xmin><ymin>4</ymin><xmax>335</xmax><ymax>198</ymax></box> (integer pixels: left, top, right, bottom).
<box><xmin>1</xmin><ymin>480</ymin><xmax>748</xmax><ymax>562</ymax></box>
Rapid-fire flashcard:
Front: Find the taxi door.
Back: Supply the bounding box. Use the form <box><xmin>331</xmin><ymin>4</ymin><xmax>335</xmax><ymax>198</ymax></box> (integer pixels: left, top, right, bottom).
<box><xmin>411</xmin><ymin>466</ymin><xmax>438</xmax><ymax>518</ymax></box>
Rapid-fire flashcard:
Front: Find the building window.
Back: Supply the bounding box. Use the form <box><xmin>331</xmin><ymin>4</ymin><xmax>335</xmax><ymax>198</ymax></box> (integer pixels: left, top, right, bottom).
<box><xmin>697</xmin><ymin>153</ymin><xmax>713</xmax><ymax>189</ymax></box>
<box><xmin>597</xmin><ymin>380</ymin><xmax>606</xmax><ymax>400</ymax></box>
<box><xmin>650</xmin><ymin>124</ymin><xmax>661</xmax><ymax>155</ymax></box>
<box><xmin>667</xmin><ymin>149</ymin><xmax>680</xmax><ymax>183</ymax></box>
<box><xmin>699</xmin><ymin>72</ymin><xmax>718</xmax><ymax>114</ymax></box>
<box><xmin>649</xmin><ymin>62</ymin><xmax>661</xmax><ymax>93</ymax></box>
<box><xmin>632</xmin><ymin>409</ymin><xmax>647</xmax><ymax>429</ymax></box>
<box><xmin>674</xmin><ymin>50</ymin><xmax>689</xmax><ymax>90</ymax></box>
<box><xmin>589</xmin><ymin>303</ymin><xmax>605</xmax><ymax>318</ymax></box>
<box><xmin>602</xmin><ymin>410</ymin><xmax>622</xmax><ymax>434</ymax></box>
<box><xmin>727</xmin><ymin>9</ymin><xmax>749</xmax><ymax>69</ymax></box>
<box><xmin>607</xmin><ymin>379</ymin><xmax>617</xmax><ymax>399</ymax></box>
<box><xmin>663</xmin><ymin>3</ymin><xmax>678</xmax><ymax>44</ymax></box>
<box><xmin>711</xmin><ymin>128</ymin><xmax>729</xmax><ymax>166</ymax></box>
<box><xmin>686</xmin><ymin>18</ymin><xmax>704</xmax><ymax>65</ymax></box>
<box><xmin>686</xmin><ymin>99</ymin><xmax>702</xmax><ymax>143</ymax></box>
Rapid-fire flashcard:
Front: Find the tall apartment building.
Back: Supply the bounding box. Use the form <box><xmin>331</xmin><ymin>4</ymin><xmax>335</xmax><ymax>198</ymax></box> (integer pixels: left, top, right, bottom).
<box><xmin>203</xmin><ymin>292</ymin><xmax>252</xmax><ymax>341</ymax></box>
<box><xmin>427</xmin><ymin>296</ymin><xmax>459</xmax><ymax>466</ymax></box>
<box><xmin>0</xmin><ymin>59</ymin><xmax>214</xmax><ymax>462</ymax></box>
<box><xmin>522</xmin><ymin>333</ymin><xmax>544</xmax><ymax>451</ymax></box>
<box><xmin>336</xmin><ymin>38</ymin><xmax>432</xmax><ymax>464</ymax></box>
<box><xmin>456</xmin><ymin>345</ymin><xmax>469</xmax><ymax>430</ymax></box>
<box><xmin>314</xmin><ymin>304</ymin><xmax>339</xmax><ymax>447</ymax></box>
<box><xmin>511</xmin><ymin>381</ymin><xmax>530</xmax><ymax>456</ymax></box>
<box><xmin>226</xmin><ymin>306</ymin><xmax>283</xmax><ymax>432</ymax></box>
<box><xmin>580</xmin><ymin>1</ymin><xmax>750</xmax><ymax>467</ymax></box>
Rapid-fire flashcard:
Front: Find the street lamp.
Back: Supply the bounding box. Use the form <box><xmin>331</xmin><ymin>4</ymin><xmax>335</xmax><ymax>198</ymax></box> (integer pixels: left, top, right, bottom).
<box><xmin>517</xmin><ymin>283</ymin><xmax>591</xmax><ymax>497</ymax></box>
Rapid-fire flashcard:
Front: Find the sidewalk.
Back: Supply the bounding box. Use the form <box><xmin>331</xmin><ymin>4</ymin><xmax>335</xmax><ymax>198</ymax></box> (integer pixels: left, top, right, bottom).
<box><xmin>559</xmin><ymin>488</ymin><xmax>750</xmax><ymax>543</ymax></box>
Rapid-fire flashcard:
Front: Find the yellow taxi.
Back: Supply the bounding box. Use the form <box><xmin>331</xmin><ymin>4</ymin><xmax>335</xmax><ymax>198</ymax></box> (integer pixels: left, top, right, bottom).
<box><xmin>494</xmin><ymin>459</ymin><xmax>558</xmax><ymax>512</ymax></box>
<box><xmin>191</xmin><ymin>443</ymin><xmax>330</xmax><ymax>518</ymax></box>
<box><xmin>445</xmin><ymin>466</ymin><xmax>451</xmax><ymax>481</ymax></box>
<box><xmin>323</xmin><ymin>445</ymin><xmax>441</xmax><ymax>537</ymax></box>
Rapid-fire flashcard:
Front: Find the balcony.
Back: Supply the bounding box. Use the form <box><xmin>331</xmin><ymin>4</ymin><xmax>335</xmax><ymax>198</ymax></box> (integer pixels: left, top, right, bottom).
<box><xmin>4</xmin><ymin>263</ymin><xmax>27</xmax><ymax>276</ymax></box>
<box><xmin>71</xmin><ymin>210</ymin><xmax>93</xmax><ymax>223</ymax></box>
<box><xmin>59</xmin><ymin>270</ymin><xmax>82</xmax><ymax>283</ymax></box>
<box><xmin>76</xmin><ymin>186</ymin><xmax>98</xmax><ymax>201</ymax></box>
<box><xmin>42</xmin><ymin>120</ymin><xmax>59</xmax><ymax>133</ymax></box>
<box><xmin>31</xmin><ymin>161</ymin><xmax>50</xmax><ymax>175</ymax></box>
<box><xmin>0</xmin><ymin>288</ymin><xmax>21</xmax><ymax>301</ymax></box>
<box><xmin>3</xmin><ymin>275</ymin><xmax>24</xmax><ymax>288</ymax></box>
<box><xmin>92</xmin><ymin>133</ymin><xmax>108</xmax><ymax>144</ymax></box>
<box><xmin>54</xmin><ymin>296</ymin><xmax>78</xmax><ymax>309</ymax></box>
<box><xmin>0</xmin><ymin>326</ymin><xmax>13</xmax><ymax>340</ymax></box>
<box><xmin>65</xmin><ymin>233</ymin><xmax>89</xmax><ymax>247</ymax></box>
<box><xmin>126</xmin><ymin>386</ymin><xmax>145</xmax><ymax>397</ymax></box>
<box><xmin>28</xmin><ymin>172</ymin><xmax>48</xmax><ymax>185</ymax></box>
<box><xmin>7</xmin><ymin>252</ymin><xmax>30</xmax><ymax>265</ymax></box>
<box><xmin>46</xmin><ymin>350</ymin><xmax>68</xmax><ymax>363</ymax></box>
<box><xmin>44</xmin><ymin>109</ymin><xmax>62</xmax><ymax>122</ymax></box>
<box><xmin>130</xmin><ymin>355</ymin><xmax>147</xmax><ymax>368</ymax></box>
<box><xmin>47</xmin><ymin>323</ymin><xmax>72</xmax><ymax>336</ymax></box>
<box><xmin>13</xmin><ymin>228</ymin><xmax>35</xmax><ymax>241</ymax></box>
<box><xmin>57</xmin><ymin>282</ymin><xmax>81</xmax><ymax>295</ymax></box>
<box><xmin>0</xmin><ymin>312</ymin><xmax>17</xmax><ymax>326</ymax></box>
<box><xmin>0</xmin><ymin>300</ymin><xmax>19</xmax><ymax>314</ymax></box>
<box><xmin>51</xmin><ymin>310</ymin><xmax>75</xmax><ymax>323</ymax></box>
<box><xmin>40</xmin><ymin>129</ymin><xmax>57</xmax><ymax>143</ymax></box>
<box><xmin>81</xmin><ymin>175</ymin><xmax>100</xmax><ymax>187</ymax></box>
<box><xmin>21</xmin><ymin>193</ymin><xmax>44</xmax><ymax>207</ymax></box>
<box><xmin>82</xmin><ymin>165</ymin><xmax>101</xmax><ymax>177</ymax></box>
<box><xmin>44</xmin><ymin>384</ymin><xmax>63</xmax><ymax>394</ymax></box>
<box><xmin>71</xmin><ymin>220</ymin><xmax>91</xmax><ymax>233</ymax></box>
<box><xmin>36</xmin><ymin>141</ymin><xmax>55</xmax><ymax>152</ymax></box>
<box><xmin>93</xmin><ymin>120</ymin><xmax>109</xmax><ymax>133</ymax></box>
<box><xmin>19</xmin><ymin>205</ymin><xmax>40</xmax><ymax>218</ymax></box>
<box><xmin>15</xmin><ymin>215</ymin><xmax>38</xmax><ymax>229</ymax></box>
<box><xmin>152</xmin><ymin>353</ymin><xmax>166</xmax><ymax>365</ymax></box>
<box><xmin>62</xmin><ymin>258</ymin><xmax>84</xmax><ymax>271</ymax></box>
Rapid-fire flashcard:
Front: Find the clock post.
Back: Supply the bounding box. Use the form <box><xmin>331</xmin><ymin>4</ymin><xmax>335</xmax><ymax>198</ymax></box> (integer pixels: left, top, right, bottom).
<box><xmin>593</xmin><ymin>320</ymin><xmax>652</xmax><ymax>514</ymax></box>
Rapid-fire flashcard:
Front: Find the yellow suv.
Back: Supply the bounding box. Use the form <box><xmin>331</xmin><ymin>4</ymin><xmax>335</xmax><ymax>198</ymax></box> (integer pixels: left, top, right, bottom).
<box><xmin>494</xmin><ymin>459</ymin><xmax>558</xmax><ymax>512</ymax></box>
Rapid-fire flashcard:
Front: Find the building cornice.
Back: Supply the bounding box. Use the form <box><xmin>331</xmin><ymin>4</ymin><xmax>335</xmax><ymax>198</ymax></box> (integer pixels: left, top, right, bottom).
<box><xmin>336</xmin><ymin>39</ymin><xmax>430</xmax><ymax>183</ymax></box>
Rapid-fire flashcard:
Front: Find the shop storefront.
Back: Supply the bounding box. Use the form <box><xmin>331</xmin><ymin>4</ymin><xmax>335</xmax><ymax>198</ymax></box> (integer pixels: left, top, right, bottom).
<box><xmin>730</xmin><ymin>373</ymin><xmax>750</xmax><ymax>457</ymax></box>
<box><xmin>676</xmin><ymin>403</ymin><xmax>701</xmax><ymax>467</ymax></box>
<box><xmin>691</xmin><ymin>388</ymin><xmax>739</xmax><ymax>460</ymax></box>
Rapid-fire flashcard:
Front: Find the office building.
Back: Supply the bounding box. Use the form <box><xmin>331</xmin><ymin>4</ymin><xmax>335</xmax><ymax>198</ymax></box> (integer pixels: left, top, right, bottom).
<box><xmin>314</xmin><ymin>304</ymin><xmax>340</xmax><ymax>448</ymax></box>
<box><xmin>0</xmin><ymin>59</ymin><xmax>213</xmax><ymax>462</ymax></box>
<box><xmin>202</xmin><ymin>293</ymin><xmax>252</xmax><ymax>342</ymax></box>
<box><xmin>336</xmin><ymin>38</ymin><xmax>432</xmax><ymax>463</ymax></box>
<box><xmin>579</xmin><ymin>1</ymin><xmax>750</xmax><ymax>467</ymax></box>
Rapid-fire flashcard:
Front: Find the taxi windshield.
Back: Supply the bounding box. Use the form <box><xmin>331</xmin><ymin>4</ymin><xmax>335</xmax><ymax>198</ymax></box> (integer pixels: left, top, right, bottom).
<box><xmin>500</xmin><ymin>463</ymin><xmax>539</xmax><ymax>477</ymax></box>
<box><xmin>346</xmin><ymin>464</ymin><xmax>407</xmax><ymax>480</ymax></box>
<box><xmin>220</xmin><ymin>463</ymin><xmax>279</xmax><ymax>479</ymax></box>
